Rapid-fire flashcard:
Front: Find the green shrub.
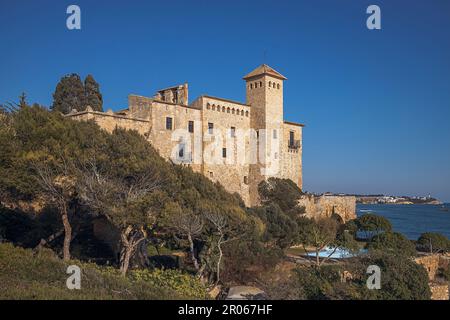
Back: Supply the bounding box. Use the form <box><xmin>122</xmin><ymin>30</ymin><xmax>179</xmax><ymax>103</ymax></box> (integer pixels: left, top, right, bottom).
<box><xmin>130</xmin><ymin>269</ymin><xmax>208</xmax><ymax>299</ymax></box>
<box><xmin>367</xmin><ymin>232</ymin><xmax>416</xmax><ymax>257</ymax></box>
<box><xmin>417</xmin><ymin>232</ymin><xmax>450</xmax><ymax>253</ymax></box>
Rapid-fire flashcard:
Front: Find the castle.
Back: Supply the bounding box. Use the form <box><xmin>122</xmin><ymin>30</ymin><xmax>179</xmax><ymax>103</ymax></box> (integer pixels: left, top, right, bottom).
<box><xmin>67</xmin><ymin>64</ymin><xmax>303</xmax><ymax>206</ymax></box>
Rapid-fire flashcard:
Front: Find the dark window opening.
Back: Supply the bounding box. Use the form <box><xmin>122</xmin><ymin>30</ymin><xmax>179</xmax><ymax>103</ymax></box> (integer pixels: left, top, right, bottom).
<box><xmin>208</xmin><ymin>122</ymin><xmax>214</xmax><ymax>134</ymax></box>
<box><xmin>222</xmin><ymin>148</ymin><xmax>227</xmax><ymax>158</ymax></box>
<box><xmin>166</xmin><ymin>117</ymin><xmax>173</xmax><ymax>130</ymax></box>
<box><xmin>188</xmin><ymin>121</ymin><xmax>194</xmax><ymax>133</ymax></box>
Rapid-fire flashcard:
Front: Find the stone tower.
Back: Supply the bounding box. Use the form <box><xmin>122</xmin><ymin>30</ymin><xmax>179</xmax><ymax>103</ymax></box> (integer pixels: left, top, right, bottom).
<box><xmin>243</xmin><ymin>64</ymin><xmax>287</xmax><ymax>204</ymax></box>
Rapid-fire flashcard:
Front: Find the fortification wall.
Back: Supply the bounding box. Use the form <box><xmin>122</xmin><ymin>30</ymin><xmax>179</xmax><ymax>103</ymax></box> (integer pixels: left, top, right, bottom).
<box><xmin>430</xmin><ymin>284</ymin><xmax>449</xmax><ymax>300</ymax></box>
<box><xmin>68</xmin><ymin>110</ymin><xmax>151</xmax><ymax>136</ymax></box>
<box><xmin>298</xmin><ymin>195</ymin><xmax>356</xmax><ymax>222</ymax></box>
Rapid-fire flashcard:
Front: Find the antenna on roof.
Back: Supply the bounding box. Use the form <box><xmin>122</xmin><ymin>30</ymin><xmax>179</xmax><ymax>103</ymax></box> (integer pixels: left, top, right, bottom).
<box><xmin>263</xmin><ymin>50</ymin><xmax>267</xmax><ymax>65</ymax></box>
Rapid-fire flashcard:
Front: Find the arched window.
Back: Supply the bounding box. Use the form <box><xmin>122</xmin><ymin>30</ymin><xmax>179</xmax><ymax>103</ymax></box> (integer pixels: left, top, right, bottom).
<box><xmin>241</xmin><ymin>110</ymin><xmax>244</xmax><ymax>116</ymax></box>
<box><xmin>277</xmin><ymin>83</ymin><xmax>280</xmax><ymax>89</ymax></box>
<box><xmin>260</xmin><ymin>81</ymin><xmax>263</xmax><ymax>87</ymax></box>
<box><xmin>212</xmin><ymin>105</ymin><xmax>215</xmax><ymax>111</ymax></box>
<box><xmin>222</xmin><ymin>106</ymin><xmax>225</xmax><ymax>112</ymax></box>
<box><xmin>255</xmin><ymin>82</ymin><xmax>258</xmax><ymax>88</ymax></box>
<box><xmin>227</xmin><ymin>107</ymin><xmax>230</xmax><ymax>113</ymax></box>
<box><xmin>250</xmin><ymin>83</ymin><xmax>253</xmax><ymax>89</ymax></box>
<box><xmin>245</xmin><ymin>111</ymin><xmax>249</xmax><ymax>117</ymax></box>
<box><xmin>232</xmin><ymin>108</ymin><xmax>235</xmax><ymax>114</ymax></box>
<box><xmin>206</xmin><ymin>103</ymin><xmax>210</xmax><ymax>110</ymax></box>
<box><xmin>269</xmin><ymin>81</ymin><xmax>272</xmax><ymax>87</ymax></box>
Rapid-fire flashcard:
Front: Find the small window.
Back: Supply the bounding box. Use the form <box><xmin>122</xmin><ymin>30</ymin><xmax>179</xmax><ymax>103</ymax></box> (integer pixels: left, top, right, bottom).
<box><xmin>274</xmin><ymin>152</ymin><xmax>278</xmax><ymax>159</ymax></box>
<box><xmin>244</xmin><ymin>176</ymin><xmax>248</xmax><ymax>184</ymax></box>
<box><xmin>232</xmin><ymin>108</ymin><xmax>235</xmax><ymax>115</ymax></box>
<box><xmin>222</xmin><ymin>148</ymin><xmax>227</xmax><ymax>158</ymax></box>
<box><xmin>222</xmin><ymin>106</ymin><xmax>225</xmax><ymax>112</ymax></box>
<box><xmin>273</xmin><ymin>129</ymin><xmax>277</xmax><ymax>139</ymax></box>
<box><xmin>166</xmin><ymin>117</ymin><xmax>173</xmax><ymax>130</ymax></box>
<box><xmin>230</xmin><ymin>127</ymin><xmax>236</xmax><ymax>137</ymax></box>
<box><xmin>245</xmin><ymin>111</ymin><xmax>249</xmax><ymax>117</ymax></box>
<box><xmin>277</xmin><ymin>83</ymin><xmax>280</xmax><ymax>89</ymax></box>
<box><xmin>209</xmin><ymin>171</ymin><xmax>214</xmax><ymax>178</ymax></box>
<box><xmin>255</xmin><ymin>82</ymin><xmax>258</xmax><ymax>88</ymax></box>
<box><xmin>227</xmin><ymin>107</ymin><xmax>230</xmax><ymax>113</ymax></box>
<box><xmin>208</xmin><ymin>122</ymin><xmax>214</xmax><ymax>134</ymax></box>
<box><xmin>289</xmin><ymin>131</ymin><xmax>295</xmax><ymax>146</ymax></box>
<box><xmin>260</xmin><ymin>81</ymin><xmax>263</xmax><ymax>87</ymax></box>
<box><xmin>212</xmin><ymin>105</ymin><xmax>216</xmax><ymax>111</ymax></box>
<box><xmin>269</xmin><ymin>81</ymin><xmax>272</xmax><ymax>87</ymax></box>
<box><xmin>188</xmin><ymin>121</ymin><xmax>194</xmax><ymax>133</ymax></box>
<box><xmin>241</xmin><ymin>110</ymin><xmax>244</xmax><ymax>116</ymax></box>
<box><xmin>250</xmin><ymin>83</ymin><xmax>253</xmax><ymax>89</ymax></box>
<box><xmin>256</xmin><ymin>130</ymin><xmax>259</xmax><ymax>139</ymax></box>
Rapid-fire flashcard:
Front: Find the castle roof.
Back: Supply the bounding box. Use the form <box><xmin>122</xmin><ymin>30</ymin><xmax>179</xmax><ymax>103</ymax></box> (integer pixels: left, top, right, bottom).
<box><xmin>243</xmin><ymin>64</ymin><xmax>287</xmax><ymax>81</ymax></box>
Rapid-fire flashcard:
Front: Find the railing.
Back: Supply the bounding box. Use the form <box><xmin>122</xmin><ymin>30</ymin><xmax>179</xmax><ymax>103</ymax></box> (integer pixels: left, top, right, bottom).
<box><xmin>288</xmin><ymin>140</ymin><xmax>301</xmax><ymax>149</ymax></box>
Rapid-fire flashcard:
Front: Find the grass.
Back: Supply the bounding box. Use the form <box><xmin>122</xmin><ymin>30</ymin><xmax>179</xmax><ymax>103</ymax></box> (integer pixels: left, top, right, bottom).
<box><xmin>0</xmin><ymin>243</ymin><xmax>208</xmax><ymax>300</ymax></box>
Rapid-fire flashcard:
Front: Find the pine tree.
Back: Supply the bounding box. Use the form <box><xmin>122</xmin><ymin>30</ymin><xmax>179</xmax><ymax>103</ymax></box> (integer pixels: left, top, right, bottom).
<box><xmin>84</xmin><ymin>74</ymin><xmax>103</xmax><ymax>112</ymax></box>
<box><xmin>51</xmin><ymin>74</ymin><xmax>85</xmax><ymax>114</ymax></box>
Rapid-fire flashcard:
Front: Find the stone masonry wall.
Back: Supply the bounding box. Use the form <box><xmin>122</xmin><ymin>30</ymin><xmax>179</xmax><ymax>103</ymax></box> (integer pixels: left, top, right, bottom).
<box><xmin>298</xmin><ymin>195</ymin><xmax>356</xmax><ymax>223</ymax></box>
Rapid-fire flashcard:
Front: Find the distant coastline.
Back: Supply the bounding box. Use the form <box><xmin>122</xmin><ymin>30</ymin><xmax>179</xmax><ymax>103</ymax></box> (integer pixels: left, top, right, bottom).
<box><xmin>355</xmin><ymin>195</ymin><xmax>442</xmax><ymax>205</ymax></box>
<box><xmin>320</xmin><ymin>193</ymin><xmax>443</xmax><ymax>205</ymax></box>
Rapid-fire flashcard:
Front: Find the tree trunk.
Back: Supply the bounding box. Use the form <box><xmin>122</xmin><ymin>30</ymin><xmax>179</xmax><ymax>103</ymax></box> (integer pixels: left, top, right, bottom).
<box><xmin>188</xmin><ymin>233</ymin><xmax>200</xmax><ymax>271</ymax></box>
<box><xmin>120</xmin><ymin>245</ymin><xmax>133</xmax><ymax>276</ymax></box>
<box><xmin>216</xmin><ymin>240</ymin><xmax>223</xmax><ymax>285</ymax></box>
<box><xmin>119</xmin><ymin>226</ymin><xmax>146</xmax><ymax>276</ymax></box>
<box><xmin>61</xmin><ymin>206</ymin><xmax>72</xmax><ymax>261</ymax></box>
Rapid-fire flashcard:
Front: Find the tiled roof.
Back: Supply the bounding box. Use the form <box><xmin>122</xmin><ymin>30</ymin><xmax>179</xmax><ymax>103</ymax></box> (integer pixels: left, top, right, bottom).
<box><xmin>243</xmin><ymin>64</ymin><xmax>287</xmax><ymax>80</ymax></box>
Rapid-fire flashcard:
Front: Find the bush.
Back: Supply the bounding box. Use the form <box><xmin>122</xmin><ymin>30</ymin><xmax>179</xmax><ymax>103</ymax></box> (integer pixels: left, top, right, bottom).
<box><xmin>354</xmin><ymin>213</ymin><xmax>392</xmax><ymax>240</ymax></box>
<box><xmin>130</xmin><ymin>269</ymin><xmax>208</xmax><ymax>299</ymax></box>
<box><xmin>367</xmin><ymin>232</ymin><xmax>416</xmax><ymax>257</ymax></box>
<box><xmin>417</xmin><ymin>232</ymin><xmax>450</xmax><ymax>253</ymax></box>
<box><xmin>349</xmin><ymin>252</ymin><xmax>431</xmax><ymax>300</ymax></box>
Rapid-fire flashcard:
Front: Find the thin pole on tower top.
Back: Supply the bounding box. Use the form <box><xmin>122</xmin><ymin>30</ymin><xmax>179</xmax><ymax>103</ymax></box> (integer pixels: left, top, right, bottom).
<box><xmin>263</xmin><ymin>50</ymin><xmax>267</xmax><ymax>65</ymax></box>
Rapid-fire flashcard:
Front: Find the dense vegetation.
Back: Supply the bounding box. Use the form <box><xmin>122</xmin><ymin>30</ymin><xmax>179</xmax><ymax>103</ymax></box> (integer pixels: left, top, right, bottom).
<box><xmin>0</xmin><ymin>243</ymin><xmax>205</xmax><ymax>299</ymax></box>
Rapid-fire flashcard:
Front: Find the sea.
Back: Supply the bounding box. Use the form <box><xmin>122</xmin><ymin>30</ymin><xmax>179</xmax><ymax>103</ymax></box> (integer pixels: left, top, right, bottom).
<box><xmin>357</xmin><ymin>203</ymin><xmax>450</xmax><ymax>240</ymax></box>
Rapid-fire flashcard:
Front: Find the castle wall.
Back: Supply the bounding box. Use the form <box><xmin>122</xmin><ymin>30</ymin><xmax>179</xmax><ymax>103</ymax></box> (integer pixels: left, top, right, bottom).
<box><xmin>200</xmin><ymin>96</ymin><xmax>252</xmax><ymax>205</ymax></box>
<box><xmin>67</xmin><ymin>110</ymin><xmax>151</xmax><ymax>136</ymax></box>
<box><xmin>280</xmin><ymin>122</ymin><xmax>302</xmax><ymax>189</ymax></box>
<box><xmin>298</xmin><ymin>195</ymin><xmax>356</xmax><ymax>223</ymax></box>
<box><xmin>149</xmin><ymin>100</ymin><xmax>203</xmax><ymax>173</ymax></box>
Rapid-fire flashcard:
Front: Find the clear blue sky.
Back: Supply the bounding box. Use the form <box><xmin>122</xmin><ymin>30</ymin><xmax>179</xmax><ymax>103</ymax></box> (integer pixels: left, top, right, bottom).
<box><xmin>1</xmin><ymin>1</ymin><xmax>450</xmax><ymax>201</ymax></box>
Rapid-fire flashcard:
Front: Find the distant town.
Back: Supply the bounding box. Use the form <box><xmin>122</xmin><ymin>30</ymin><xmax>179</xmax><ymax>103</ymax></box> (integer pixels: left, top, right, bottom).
<box><xmin>316</xmin><ymin>193</ymin><xmax>442</xmax><ymax>205</ymax></box>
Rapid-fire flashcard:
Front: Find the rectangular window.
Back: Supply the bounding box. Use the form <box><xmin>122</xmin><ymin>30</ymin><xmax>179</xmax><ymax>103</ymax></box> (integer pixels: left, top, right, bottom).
<box><xmin>230</xmin><ymin>127</ymin><xmax>236</xmax><ymax>137</ymax></box>
<box><xmin>273</xmin><ymin>129</ymin><xmax>278</xmax><ymax>139</ymax></box>
<box><xmin>166</xmin><ymin>117</ymin><xmax>173</xmax><ymax>130</ymax></box>
<box><xmin>188</xmin><ymin>121</ymin><xmax>194</xmax><ymax>133</ymax></box>
<box><xmin>244</xmin><ymin>176</ymin><xmax>248</xmax><ymax>185</ymax></box>
<box><xmin>209</xmin><ymin>171</ymin><xmax>214</xmax><ymax>178</ymax></box>
<box><xmin>289</xmin><ymin>131</ymin><xmax>295</xmax><ymax>147</ymax></box>
<box><xmin>222</xmin><ymin>148</ymin><xmax>227</xmax><ymax>158</ymax></box>
<box><xmin>208</xmin><ymin>122</ymin><xmax>214</xmax><ymax>134</ymax></box>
